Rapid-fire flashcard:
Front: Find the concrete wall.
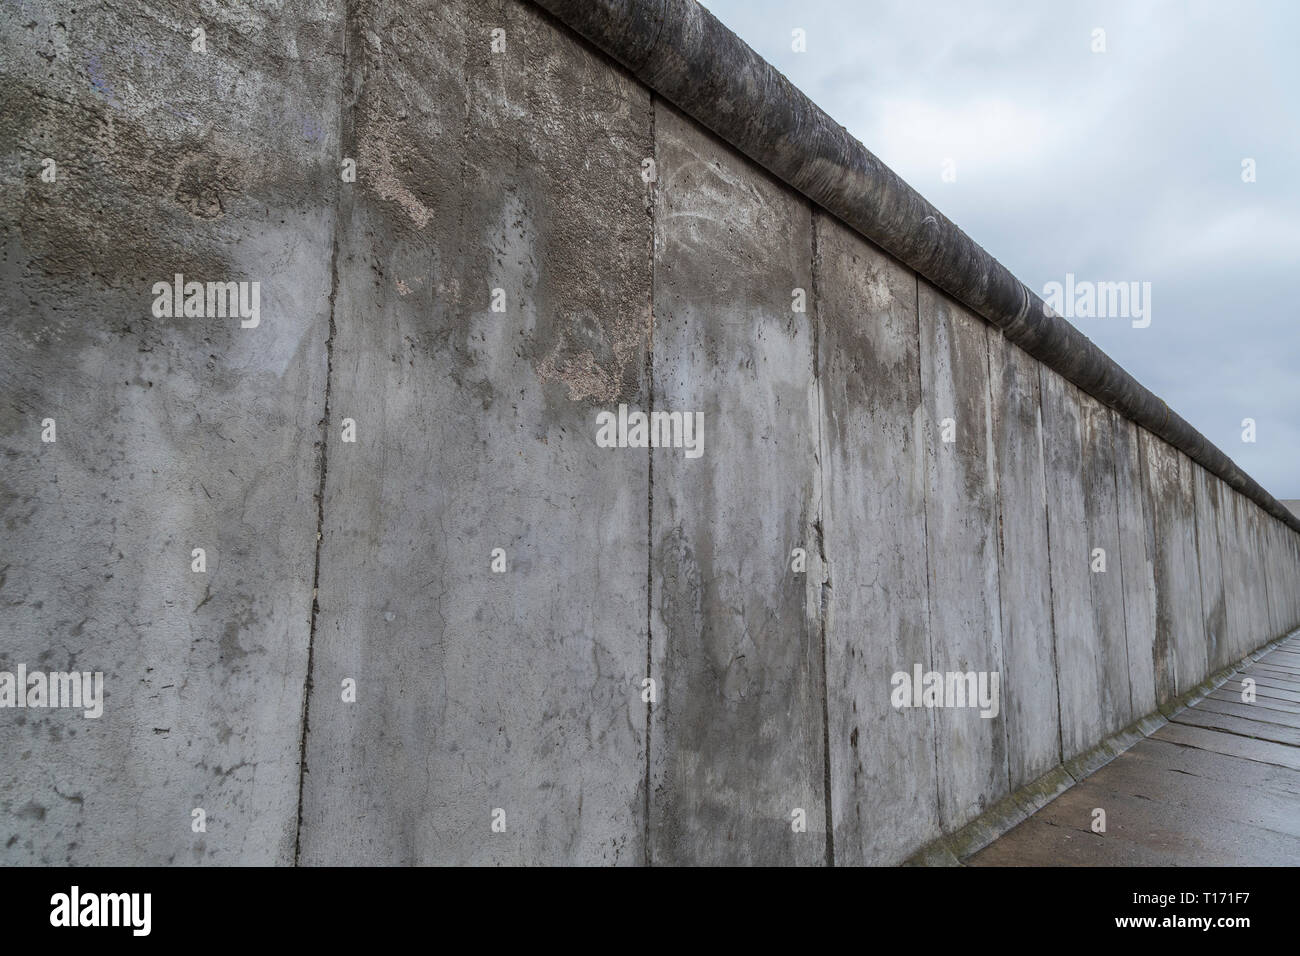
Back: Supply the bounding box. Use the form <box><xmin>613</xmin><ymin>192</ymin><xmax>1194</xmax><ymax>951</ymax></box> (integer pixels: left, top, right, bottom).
<box><xmin>1</xmin><ymin>0</ymin><xmax>340</xmax><ymax>864</ymax></box>
<box><xmin>818</xmin><ymin>211</ymin><xmax>941</xmax><ymax>865</ymax></box>
<box><xmin>647</xmin><ymin>104</ymin><xmax>825</xmax><ymax>865</ymax></box>
<box><xmin>296</xmin><ymin>0</ymin><xmax>653</xmax><ymax>866</ymax></box>
<box><xmin>3</xmin><ymin>0</ymin><xmax>1300</xmax><ymax>865</ymax></box>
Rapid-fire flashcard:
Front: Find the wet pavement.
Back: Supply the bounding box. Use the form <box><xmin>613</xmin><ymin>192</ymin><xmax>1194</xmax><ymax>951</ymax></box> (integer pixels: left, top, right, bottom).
<box><xmin>968</xmin><ymin>633</ymin><xmax>1300</xmax><ymax>866</ymax></box>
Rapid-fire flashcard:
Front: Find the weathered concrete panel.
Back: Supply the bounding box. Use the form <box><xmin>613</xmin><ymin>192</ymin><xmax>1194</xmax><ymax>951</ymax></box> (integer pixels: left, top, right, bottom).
<box><xmin>0</xmin><ymin>0</ymin><xmax>340</xmax><ymax>863</ymax></box>
<box><xmin>1140</xmin><ymin>431</ymin><xmax>1201</xmax><ymax>702</ymax></box>
<box><xmin>648</xmin><ymin>104</ymin><xmax>825</xmax><ymax>865</ymax></box>
<box><xmin>1272</xmin><ymin>512</ymin><xmax>1290</xmax><ymax>633</ymax></box>
<box><xmin>1193</xmin><ymin>466</ymin><xmax>1230</xmax><ymax>674</ymax></box>
<box><xmin>1114</xmin><ymin>419</ymin><xmax>1157</xmax><ymax>717</ymax></box>
<box><xmin>1282</xmin><ymin>531</ymin><xmax>1293</xmax><ymax>636</ymax></box>
<box><xmin>1253</xmin><ymin>503</ymin><xmax>1276</xmax><ymax>647</ymax></box>
<box><xmin>1039</xmin><ymin>369</ymin><xmax>1100</xmax><ymax>759</ymax></box>
<box><xmin>1250</xmin><ymin>497</ymin><xmax>1277</xmax><ymax>650</ymax></box>
<box><xmin>1258</xmin><ymin>513</ymin><xmax>1276</xmax><ymax>643</ymax></box>
<box><xmin>1257</xmin><ymin>505</ymin><xmax>1282</xmax><ymax>643</ymax></box>
<box><xmin>1281</xmin><ymin>526</ymin><xmax>1298</xmax><ymax>634</ymax></box>
<box><xmin>1291</xmin><ymin>530</ymin><xmax>1300</xmax><ymax>632</ymax></box>
<box><xmin>298</xmin><ymin>0</ymin><xmax>652</xmax><ymax>865</ymax></box>
<box><xmin>1171</xmin><ymin>452</ymin><xmax>1208</xmax><ymax>695</ymax></box>
<box><xmin>1284</xmin><ymin>529</ymin><xmax>1292</xmax><ymax>636</ymax></box>
<box><xmin>1281</xmin><ymin>526</ymin><xmax>1290</xmax><ymax>636</ymax></box>
<box><xmin>818</xmin><ymin>213</ymin><xmax>940</xmax><ymax>864</ymax></box>
<box><xmin>918</xmin><ymin>285</ymin><xmax>1008</xmax><ymax>829</ymax></box>
<box><xmin>1238</xmin><ymin>493</ymin><xmax>1262</xmax><ymax>656</ymax></box>
<box><xmin>1286</xmin><ymin>529</ymin><xmax>1300</xmax><ymax>634</ymax></box>
<box><xmin>1216</xmin><ymin>481</ymin><xmax>1248</xmax><ymax>664</ymax></box>
<box><xmin>1238</xmin><ymin>495</ymin><xmax>1274</xmax><ymax>655</ymax></box>
<box><xmin>1135</xmin><ymin>429</ymin><xmax>1167</xmax><ymax>698</ymax></box>
<box><xmin>1258</xmin><ymin>509</ymin><xmax>1279</xmax><ymax>642</ymax></box>
<box><xmin>1263</xmin><ymin>512</ymin><xmax>1284</xmax><ymax>639</ymax></box>
<box><xmin>1264</xmin><ymin>512</ymin><xmax>1290</xmax><ymax>642</ymax></box>
<box><xmin>988</xmin><ymin>331</ymin><xmax>1060</xmax><ymax>788</ymax></box>
<box><xmin>1080</xmin><ymin>397</ymin><xmax>1133</xmax><ymax>737</ymax></box>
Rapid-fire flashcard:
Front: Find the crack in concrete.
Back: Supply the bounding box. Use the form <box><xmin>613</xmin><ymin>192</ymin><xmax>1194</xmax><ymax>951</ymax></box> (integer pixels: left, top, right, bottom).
<box><xmin>810</xmin><ymin>208</ymin><xmax>834</xmax><ymax>867</ymax></box>
<box><xmin>293</xmin><ymin>0</ymin><xmax>350</xmax><ymax>868</ymax></box>
<box><xmin>642</xmin><ymin>90</ymin><xmax>657</xmax><ymax>869</ymax></box>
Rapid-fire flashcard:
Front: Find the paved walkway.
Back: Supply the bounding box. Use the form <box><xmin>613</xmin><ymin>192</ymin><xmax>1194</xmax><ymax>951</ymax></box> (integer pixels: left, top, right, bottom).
<box><xmin>969</xmin><ymin>633</ymin><xmax>1300</xmax><ymax>866</ymax></box>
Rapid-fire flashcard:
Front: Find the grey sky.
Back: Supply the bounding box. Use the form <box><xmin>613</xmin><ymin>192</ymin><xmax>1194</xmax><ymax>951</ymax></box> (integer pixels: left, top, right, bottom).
<box><xmin>703</xmin><ymin>0</ymin><xmax>1300</xmax><ymax>496</ymax></box>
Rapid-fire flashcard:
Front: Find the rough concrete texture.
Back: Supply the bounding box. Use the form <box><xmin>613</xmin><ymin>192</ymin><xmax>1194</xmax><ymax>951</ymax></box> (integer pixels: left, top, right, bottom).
<box><xmin>817</xmin><ymin>212</ymin><xmax>941</xmax><ymax>865</ymax></box>
<box><xmin>1265</xmin><ymin>511</ymin><xmax>1292</xmax><ymax>642</ymax></box>
<box><xmin>1193</xmin><ymin>467</ymin><xmax>1230</xmax><ymax>675</ymax></box>
<box><xmin>1039</xmin><ymin>367</ymin><xmax>1100</xmax><ymax>760</ymax></box>
<box><xmin>1218</xmin><ymin>480</ymin><xmax>1251</xmax><ymax>666</ymax></box>
<box><xmin>5</xmin><ymin>0</ymin><xmax>1300</xmax><ymax>867</ymax></box>
<box><xmin>1275</xmin><ymin>524</ymin><xmax>1293</xmax><ymax>633</ymax></box>
<box><xmin>1253</xmin><ymin>503</ymin><xmax>1281</xmax><ymax>653</ymax></box>
<box><xmin>1233</xmin><ymin>493</ymin><xmax>1273</xmax><ymax>670</ymax></box>
<box><xmin>1141</xmin><ymin>431</ymin><xmax>1192</xmax><ymax>703</ymax></box>
<box><xmin>1170</xmin><ymin>453</ymin><xmax>1210</xmax><ymax>696</ymax></box>
<box><xmin>918</xmin><ymin>286</ymin><xmax>1009</xmax><ymax>830</ymax></box>
<box><xmin>1079</xmin><ymin>397</ymin><xmax>1133</xmax><ymax>739</ymax></box>
<box><xmin>988</xmin><ymin>330</ymin><xmax>1060</xmax><ymax>789</ymax></box>
<box><xmin>1222</xmin><ymin>488</ymin><xmax>1263</xmax><ymax>665</ymax></box>
<box><xmin>1</xmin><ymin>0</ymin><xmax>340</xmax><ymax>864</ymax></box>
<box><xmin>1113</xmin><ymin>419</ymin><xmax>1157</xmax><ymax>719</ymax></box>
<box><xmin>297</xmin><ymin>0</ymin><xmax>652</xmax><ymax>865</ymax></box>
<box><xmin>648</xmin><ymin>103</ymin><xmax>825</xmax><ymax>865</ymax></box>
<box><xmin>1287</xmin><ymin>529</ymin><xmax>1300</xmax><ymax>629</ymax></box>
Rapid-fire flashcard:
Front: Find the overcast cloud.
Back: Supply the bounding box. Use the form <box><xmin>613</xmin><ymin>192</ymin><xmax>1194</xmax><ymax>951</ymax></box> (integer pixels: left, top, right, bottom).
<box><xmin>703</xmin><ymin>0</ymin><xmax>1300</xmax><ymax>496</ymax></box>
